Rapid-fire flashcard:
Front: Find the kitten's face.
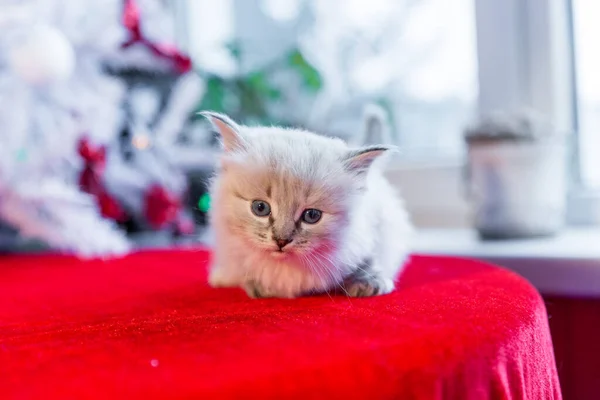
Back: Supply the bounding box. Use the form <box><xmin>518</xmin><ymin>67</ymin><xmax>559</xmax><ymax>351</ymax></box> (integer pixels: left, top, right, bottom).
<box><xmin>204</xmin><ymin>111</ymin><xmax>392</xmax><ymax>264</ymax></box>
<box><xmin>219</xmin><ymin>155</ymin><xmax>354</xmax><ymax>259</ymax></box>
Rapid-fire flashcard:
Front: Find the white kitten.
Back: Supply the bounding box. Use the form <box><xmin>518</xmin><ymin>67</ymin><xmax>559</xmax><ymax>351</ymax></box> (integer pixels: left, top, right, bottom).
<box><xmin>202</xmin><ymin>111</ymin><xmax>412</xmax><ymax>299</ymax></box>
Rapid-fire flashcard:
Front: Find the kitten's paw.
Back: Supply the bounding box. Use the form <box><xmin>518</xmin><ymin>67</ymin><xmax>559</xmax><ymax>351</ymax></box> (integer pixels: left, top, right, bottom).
<box><xmin>208</xmin><ymin>267</ymin><xmax>239</xmax><ymax>288</ymax></box>
<box><xmin>242</xmin><ymin>280</ymin><xmax>299</xmax><ymax>299</ymax></box>
<box><xmin>242</xmin><ymin>279</ymin><xmax>270</xmax><ymax>299</ymax></box>
<box><xmin>344</xmin><ymin>277</ymin><xmax>395</xmax><ymax>297</ymax></box>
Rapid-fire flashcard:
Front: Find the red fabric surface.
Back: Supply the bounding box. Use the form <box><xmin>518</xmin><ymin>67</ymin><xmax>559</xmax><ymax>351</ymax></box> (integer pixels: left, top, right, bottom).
<box><xmin>0</xmin><ymin>250</ymin><xmax>561</xmax><ymax>399</ymax></box>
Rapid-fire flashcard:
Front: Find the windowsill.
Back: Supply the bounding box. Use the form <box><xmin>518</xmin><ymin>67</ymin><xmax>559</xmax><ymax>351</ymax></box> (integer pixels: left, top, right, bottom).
<box><xmin>413</xmin><ymin>228</ymin><xmax>600</xmax><ymax>298</ymax></box>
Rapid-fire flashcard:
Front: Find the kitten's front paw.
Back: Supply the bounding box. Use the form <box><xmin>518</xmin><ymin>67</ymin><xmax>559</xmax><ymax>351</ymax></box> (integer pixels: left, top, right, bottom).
<box><xmin>344</xmin><ymin>277</ymin><xmax>395</xmax><ymax>297</ymax></box>
<box><xmin>208</xmin><ymin>267</ymin><xmax>239</xmax><ymax>288</ymax></box>
<box><xmin>242</xmin><ymin>279</ymin><xmax>271</xmax><ymax>299</ymax></box>
<box><xmin>242</xmin><ymin>279</ymin><xmax>299</xmax><ymax>299</ymax></box>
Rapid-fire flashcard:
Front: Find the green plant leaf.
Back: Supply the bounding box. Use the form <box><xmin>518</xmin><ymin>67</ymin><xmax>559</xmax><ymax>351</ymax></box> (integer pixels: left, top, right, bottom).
<box><xmin>288</xmin><ymin>49</ymin><xmax>322</xmax><ymax>91</ymax></box>
<box><xmin>197</xmin><ymin>193</ymin><xmax>211</xmax><ymax>213</ymax></box>
<box><xmin>237</xmin><ymin>79</ymin><xmax>268</xmax><ymax>120</ymax></box>
<box><xmin>197</xmin><ymin>76</ymin><xmax>226</xmax><ymax>114</ymax></box>
<box><xmin>246</xmin><ymin>72</ymin><xmax>282</xmax><ymax>100</ymax></box>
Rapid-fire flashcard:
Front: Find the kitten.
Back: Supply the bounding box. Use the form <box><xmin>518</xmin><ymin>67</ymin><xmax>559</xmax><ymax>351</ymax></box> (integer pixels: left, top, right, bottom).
<box><xmin>202</xmin><ymin>111</ymin><xmax>412</xmax><ymax>299</ymax></box>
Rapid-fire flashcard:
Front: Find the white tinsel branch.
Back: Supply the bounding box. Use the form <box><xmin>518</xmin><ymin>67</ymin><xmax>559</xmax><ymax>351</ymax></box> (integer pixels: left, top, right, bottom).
<box><xmin>154</xmin><ymin>73</ymin><xmax>205</xmax><ymax>145</ymax></box>
<box><xmin>0</xmin><ymin>179</ymin><xmax>130</xmax><ymax>258</ymax></box>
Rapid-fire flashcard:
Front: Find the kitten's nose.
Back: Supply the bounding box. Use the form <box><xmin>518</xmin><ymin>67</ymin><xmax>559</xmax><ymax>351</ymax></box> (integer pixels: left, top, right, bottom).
<box><xmin>274</xmin><ymin>237</ymin><xmax>292</xmax><ymax>249</ymax></box>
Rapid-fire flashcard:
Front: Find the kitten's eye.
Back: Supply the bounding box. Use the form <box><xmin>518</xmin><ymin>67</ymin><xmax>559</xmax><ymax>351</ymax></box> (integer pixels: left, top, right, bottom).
<box><xmin>251</xmin><ymin>200</ymin><xmax>271</xmax><ymax>217</ymax></box>
<box><xmin>301</xmin><ymin>208</ymin><xmax>322</xmax><ymax>224</ymax></box>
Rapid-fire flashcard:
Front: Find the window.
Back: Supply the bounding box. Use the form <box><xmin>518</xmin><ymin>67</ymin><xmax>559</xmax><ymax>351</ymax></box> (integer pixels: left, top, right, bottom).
<box><xmin>173</xmin><ymin>0</ymin><xmax>600</xmax><ymax>227</ymax></box>
<box><xmin>572</xmin><ymin>0</ymin><xmax>600</xmax><ymax>187</ymax></box>
<box><xmin>177</xmin><ymin>0</ymin><xmax>478</xmax><ymax>158</ymax></box>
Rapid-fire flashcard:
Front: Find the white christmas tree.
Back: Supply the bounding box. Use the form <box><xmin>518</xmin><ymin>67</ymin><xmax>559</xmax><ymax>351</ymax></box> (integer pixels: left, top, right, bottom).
<box><xmin>0</xmin><ymin>0</ymin><xmax>202</xmax><ymax>257</ymax></box>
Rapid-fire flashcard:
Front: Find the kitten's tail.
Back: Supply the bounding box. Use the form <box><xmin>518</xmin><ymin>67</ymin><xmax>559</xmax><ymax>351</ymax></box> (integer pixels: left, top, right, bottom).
<box><xmin>359</xmin><ymin>103</ymin><xmax>393</xmax><ymax>146</ymax></box>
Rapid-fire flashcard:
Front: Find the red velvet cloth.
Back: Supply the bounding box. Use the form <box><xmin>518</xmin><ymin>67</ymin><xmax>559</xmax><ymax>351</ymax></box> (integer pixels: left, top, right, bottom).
<box><xmin>0</xmin><ymin>250</ymin><xmax>561</xmax><ymax>399</ymax></box>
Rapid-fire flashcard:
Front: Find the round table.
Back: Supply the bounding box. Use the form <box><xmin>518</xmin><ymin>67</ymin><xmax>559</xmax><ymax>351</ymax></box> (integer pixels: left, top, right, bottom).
<box><xmin>0</xmin><ymin>249</ymin><xmax>561</xmax><ymax>399</ymax></box>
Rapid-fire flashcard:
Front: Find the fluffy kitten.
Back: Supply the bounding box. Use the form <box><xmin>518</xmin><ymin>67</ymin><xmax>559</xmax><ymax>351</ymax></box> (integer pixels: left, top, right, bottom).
<box><xmin>202</xmin><ymin>111</ymin><xmax>411</xmax><ymax>299</ymax></box>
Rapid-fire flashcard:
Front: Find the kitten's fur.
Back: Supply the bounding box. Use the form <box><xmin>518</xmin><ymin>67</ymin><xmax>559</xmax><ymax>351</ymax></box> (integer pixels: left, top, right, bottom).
<box><xmin>203</xmin><ymin>111</ymin><xmax>411</xmax><ymax>299</ymax></box>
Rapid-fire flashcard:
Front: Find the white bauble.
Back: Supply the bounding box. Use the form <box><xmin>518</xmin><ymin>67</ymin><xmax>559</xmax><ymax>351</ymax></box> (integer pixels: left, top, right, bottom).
<box><xmin>9</xmin><ymin>25</ymin><xmax>76</xmax><ymax>85</ymax></box>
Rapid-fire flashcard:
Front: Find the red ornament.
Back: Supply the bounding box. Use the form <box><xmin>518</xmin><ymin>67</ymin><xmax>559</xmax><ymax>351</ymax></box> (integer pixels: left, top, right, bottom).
<box><xmin>98</xmin><ymin>192</ymin><xmax>127</xmax><ymax>222</ymax></box>
<box><xmin>121</xmin><ymin>0</ymin><xmax>192</xmax><ymax>73</ymax></box>
<box><xmin>78</xmin><ymin>138</ymin><xmax>107</xmax><ymax>195</ymax></box>
<box><xmin>78</xmin><ymin>137</ymin><xmax>127</xmax><ymax>222</ymax></box>
<box><xmin>144</xmin><ymin>184</ymin><xmax>181</xmax><ymax>229</ymax></box>
<box><xmin>78</xmin><ymin>138</ymin><xmax>106</xmax><ymax>169</ymax></box>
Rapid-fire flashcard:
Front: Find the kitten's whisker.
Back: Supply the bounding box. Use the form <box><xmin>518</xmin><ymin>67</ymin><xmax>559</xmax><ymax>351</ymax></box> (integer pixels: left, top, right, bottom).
<box><xmin>312</xmin><ymin>253</ymin><xmax>353</xmax><ymax>300</ymax></box>
<box><xmin>317</xmin><ymin>252</ymin><xmax>342</xmax><ymax>281</ymax></box>
<box><xmin>305</xmin><ymin>256</ymin><xmax>333</xmax><ymax>300</ymax></box>
<box><xmin>303</xmin><ymin>252</ymin><xmax>331</xmax><ymax>290</ymax></box>
<box><xmin>315</xmin><ymin>259</ymin><xmax>350</xmax><ymax>298</ymax></box>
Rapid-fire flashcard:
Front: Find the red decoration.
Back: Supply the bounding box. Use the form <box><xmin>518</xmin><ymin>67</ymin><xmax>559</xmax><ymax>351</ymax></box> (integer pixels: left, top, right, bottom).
<box><xmin>97</xmin><ymin>192</ymin><xmax>127</xmax><ymax>222</ymax></box>
<box><xmin>78</xmin><ymin>138</ymin><xmax>106</xmax><ymax>195</ymax></box>
<box><xmin>0</xmin><ymin>252</ymin><xmax>562</xmax><ymax>399</ymax></box>
<box><xmin>144</xmin><ymin>184</ymin><xmax>181</xmax><ymax>229</ymax></box>
<box><xmin>78</xmin><ymin>137</ymin><xmax>126</xmax><ymax>222</ymax></box>
<box><xmin>78</xmin><ymin>138</ymin><xmax>191</xmax><ymax>232</ymax></box>
<box><xmin>121</xmin><ymin>0</ymin><xmax>192</xmax><ymax>73</ymax></box>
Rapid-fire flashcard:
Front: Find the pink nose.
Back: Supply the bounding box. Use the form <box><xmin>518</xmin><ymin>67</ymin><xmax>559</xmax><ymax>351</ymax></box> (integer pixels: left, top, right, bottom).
<box><xmin>275</xmin><ymin>238</ymin><xmax>292</xmax><ymax>249</ymax></box>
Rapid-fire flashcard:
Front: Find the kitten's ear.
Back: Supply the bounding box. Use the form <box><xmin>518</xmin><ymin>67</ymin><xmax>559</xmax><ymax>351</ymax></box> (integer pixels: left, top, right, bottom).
<box><xmin>343</xmin><ymin>145</ymin><xmax>397</xmax><ymax>174</ymax></box>
<box><xmin>199</xmin><ymin>111</ymin><xmax>245</xmax><ymax>151</ymax></box>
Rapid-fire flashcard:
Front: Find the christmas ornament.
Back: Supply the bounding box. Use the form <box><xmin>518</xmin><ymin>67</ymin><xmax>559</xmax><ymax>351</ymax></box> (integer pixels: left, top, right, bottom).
<box><xmin>121</xmin><ymin>0</ymin><xmax>192</xmax><ymax>73</ymax></box>
<box><xmin>144</xmin><ymin>184</ymin><xmax>181</xmax><ymax>229</ymax></box>
<box><xmin>197</xmin><ymin>193</ymin><xmax>211</xmax><ymax>214</ymax></box>
<box><xmin>8</xmin><ymin>24</ymin><xmax>76</xmax><ymax>85</ymax></box>
<box><xmin>78</xmin><ymin>137</ymin><xmax>127</xmax><ymax>222</ymax></box>
<box><xmin>78</xmin><ymin>138</ymin><xmax>107</xmax><ymax>191</ymax></box>
<box><xmin>0</xmin><ymin>0</ymin><xmax>201</xmax><ymax>256</ymax></box>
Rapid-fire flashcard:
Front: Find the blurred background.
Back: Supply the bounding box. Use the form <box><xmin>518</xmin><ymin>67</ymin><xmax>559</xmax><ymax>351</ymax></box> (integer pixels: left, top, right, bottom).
<box><xmin>1</xmin><ymin>1</ymin><xmax>600</xmax><ymax>397</ymax></box>
<box><xmin>0</xmin><ymin>0</ymin><xmax>597</xmax><ymax>251</ymax></box>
